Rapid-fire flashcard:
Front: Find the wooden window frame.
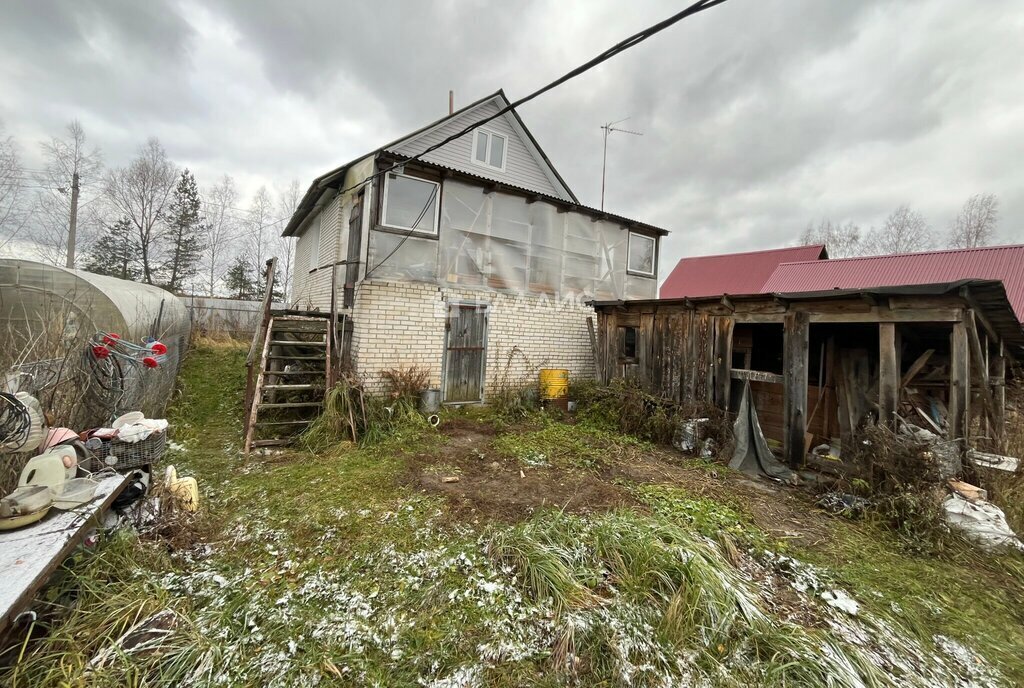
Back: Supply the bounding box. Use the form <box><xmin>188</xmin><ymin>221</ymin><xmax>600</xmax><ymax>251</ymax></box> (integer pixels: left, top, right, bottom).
<box><xmin>626</xmin><ymin>231</ymin><xmax>657</xmax><ymax>278</ymax></box>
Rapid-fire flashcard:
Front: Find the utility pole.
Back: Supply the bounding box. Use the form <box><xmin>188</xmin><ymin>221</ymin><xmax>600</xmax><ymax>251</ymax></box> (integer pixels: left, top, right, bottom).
<box><xmin>66</xmin><ymin>171</ymin><xmax>80</xmax><ymax>268</ymax></box>
<box><xmin>600</xmin><ymin>118</ymin><xmax>642</xmax><ymax>211</ymax></box>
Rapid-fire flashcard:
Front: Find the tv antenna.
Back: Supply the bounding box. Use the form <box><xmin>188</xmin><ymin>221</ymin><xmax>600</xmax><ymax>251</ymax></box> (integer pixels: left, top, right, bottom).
<box><xmin>600</xmin><ymin>117</ymin><xmax>643</xmax><ymax>211</ymax></box>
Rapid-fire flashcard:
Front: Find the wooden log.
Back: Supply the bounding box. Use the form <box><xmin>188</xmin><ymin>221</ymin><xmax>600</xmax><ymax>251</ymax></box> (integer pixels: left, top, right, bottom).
<box><xmin>783</xmin><ymin>311</ymin><xmax>810</xmax><ymax>467</ymax></box>
<box><xmin>713</xmin><ymin>316</ymin><xmax>734</xmax><ymax>410</ymax></box>
<box><xmin>879</xmin><ymin>323</ymin><xmax>898</xmax><ymax>427</ymax></box>
<box><xmin>948</xmin><ymin>321</ymin><xmax>969</xmax><ymax>444</ymax></box>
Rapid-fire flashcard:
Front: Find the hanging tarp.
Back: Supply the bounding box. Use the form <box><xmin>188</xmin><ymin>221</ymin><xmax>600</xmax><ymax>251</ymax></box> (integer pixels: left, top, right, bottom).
<box><xmin>730</xmin><ymin>381</ymin><xmax>797</xmax><ymax>482</ymax></box>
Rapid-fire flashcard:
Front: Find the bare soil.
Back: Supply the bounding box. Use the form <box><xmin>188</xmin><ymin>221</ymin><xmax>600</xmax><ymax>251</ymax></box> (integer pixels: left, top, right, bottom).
<box><xmin>404</xmin><ymin>417</ymin><xmax>837</xmax><ymax>547</ymax></box>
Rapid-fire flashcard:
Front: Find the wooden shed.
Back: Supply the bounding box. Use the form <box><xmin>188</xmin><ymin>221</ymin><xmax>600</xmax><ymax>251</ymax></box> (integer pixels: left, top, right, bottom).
<box><xmin>592</xmin><ymin>280</ymin><xmax>1023</xmax><ymax>467</ymax></box>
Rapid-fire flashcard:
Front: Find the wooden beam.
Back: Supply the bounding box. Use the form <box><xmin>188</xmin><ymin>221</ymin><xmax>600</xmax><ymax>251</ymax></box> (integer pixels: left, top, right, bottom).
<box><xmin>805</xmin><ymin>307</ymin><xmax>963</xmax><ymax>324</ymax></box>
<box><xmin>993</xmin><ymin>354</ymin><xmax>1006</xmax><ymax>451</ymax></box>
<box><xmin>948</xmin><ymin>321</ymin><xmax>969</xmax><ymax>444</ymax></box>
<box><xmin>879</xmin><ymin>323</ymin><xmax>898</xmax><ymax>427</ymax></box>
<box><xmin>964</xmin><ymin>310</ymin><xmax>998</xmax><ymax>431</ymax></box>
<box><xmin>720</xmin><ymin>295</ymin><xmax>735</xmax><ymax>313</ymax></box>
<box><xmin>899</xmin><ymin>349</ymin><xmax>934</xmax><ymax>389</ymax></box>
<box><xmin>586</xmin><ymin>316</ymin><xmax>600</xmax><ymax>384</ymax></box>
<box><xmin>731</xmin><ymin>369</ymin><xmax>784</xmax><ymax>384</ymax></box>
<box><xmin>783</xmin><ymin>311</ymin><xmax>810</xmax><ymax>468</ymax></box>
<box><xmin>713</xmin><ymin>317</ymin><xmax>734</xmax><ymax>410</ymax></box>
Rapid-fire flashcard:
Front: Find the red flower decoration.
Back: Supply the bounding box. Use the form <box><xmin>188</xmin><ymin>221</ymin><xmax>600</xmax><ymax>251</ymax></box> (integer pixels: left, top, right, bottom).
<box><xmin>102</xmin><ymin>333</ymin><xmax>121</xmax><ymax>346</ymax></box>
<box><xmin>142</xmin><ymin>356</ymin><xmax>159</xmax><ymax>368</ymax></box>
<box><xmin>92</xmin><ymin>345</ymin><xmax>111</xmax><ymax>359</ymax></box>
<box><xmin>150</xmin><ymin>341</ymin><xmax>167</xmax><ymax>355</ymax></box>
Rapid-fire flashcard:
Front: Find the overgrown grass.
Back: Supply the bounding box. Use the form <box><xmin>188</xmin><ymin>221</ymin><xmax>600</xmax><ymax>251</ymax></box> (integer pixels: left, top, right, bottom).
<box><xmin>3</xmin><ymin>342</ymin><xmax>1023</xmax><ymax>687</ymax></box>
<box><xmin>492</xmin><ymin>415</ymin><xmax>649</xmax><ymax>470</ymax></box>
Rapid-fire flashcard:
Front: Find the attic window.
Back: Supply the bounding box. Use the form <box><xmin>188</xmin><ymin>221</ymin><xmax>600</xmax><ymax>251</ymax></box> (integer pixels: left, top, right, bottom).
<box><xmin>627</xmin><ymin>232</ymin><xmax>656</xmax><ymax>277</ymax></box>
<box><xmin>471</xmin><ymin>129</ymin><xmax>506</xmax><ymax>171</ymax></box>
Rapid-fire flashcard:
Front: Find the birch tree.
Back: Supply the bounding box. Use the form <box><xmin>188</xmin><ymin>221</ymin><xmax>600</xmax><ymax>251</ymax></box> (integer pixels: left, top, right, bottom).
<box><xmin>245</xmin><ymin>185</ymin><xmax>275</xmax><ymax>288</ymax></box>
<box><xmin>104</xmin><ymin>137</ymin><xmax>178</xmax><ymax>284</ymax></box>
<box><xmin>0</xmin><ymin>121</ymin><xmax>31</xmax><ymax>252</ymax></box>
<box><xmin>862</xmin><ymin>205</ymin><xmax>934</xmax><ymax>256</ymax></box>
<box><xmin>948</xmin><ymin>193</ymin><xmax>999</xmax><ymax>248</ymax></box>
<box><xmin>202</xmin><ymin>174</ymin><xmax>240</xmax><ymax>295</ymax></box>
<box><xmin>799</xmin><ymin>219</ymin><xmax>862</xmax><ymax>258</ymax></box>
<box><xmin>276</xmin><ymin>179</ymin><xmax>301</xmax><ymax>301</ymax></box>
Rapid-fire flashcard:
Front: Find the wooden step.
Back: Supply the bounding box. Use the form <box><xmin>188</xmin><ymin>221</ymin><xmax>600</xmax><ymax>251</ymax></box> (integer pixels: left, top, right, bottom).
<box><xmin>270</xmin><ymin>339</ymin><xmax>326</xmax><ymax>347</ymax></box>
<box><xmin>250</xmin><ymin>438</ymin><xmax>294</xmax><ymax>448</ymax></box>
<box><xmin>262</xmin><ymin>383</ymin><xmax>320</xmax><ymax>391</ymax></box>
<box><xmin>262</xmin><ymin>369</ymin><xmax>325</xmax><ymax>376</ymax></box>
<box><xmin>267</xmin><ymin>355</ymin><xmax>325</xmax><ymax>361</ymax></box>
<box><xmin>254</xmin><ymin>419</ymin><xmax>314</xmax><ymax>427</ymax></box>
<box><xmin>257</xmin><ymin>401</ymin><xmax>323</xmax><ymax>410</ymax></box>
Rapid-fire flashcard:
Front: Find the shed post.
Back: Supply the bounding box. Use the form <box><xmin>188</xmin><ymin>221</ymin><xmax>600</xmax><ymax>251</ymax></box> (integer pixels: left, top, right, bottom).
<box><xmin>878</xmin><ymin>323</ymin><xmax>898</xmax><ymax>427</ymax></box>
<box><xmin>783</xmin><ymin>311</ymin><xmax>810</xmax><ymax>467</ymax></box>
<box><xmin>713</xmin><ymin>316</ymin><xmax>734</xmax><ymax>410</ymax></box>
<box><xmin>948</xmin><ymin>320</ymin><xmax>969</xmax><ymax>445</ymax></box>
<box><xmin>993</xmin><ymin>341</ymin><xmax>1006</xmax><ymax>451</ymax></box>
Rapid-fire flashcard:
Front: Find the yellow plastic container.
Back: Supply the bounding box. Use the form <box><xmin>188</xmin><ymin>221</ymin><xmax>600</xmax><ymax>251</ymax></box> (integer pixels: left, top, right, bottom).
<box><xmin>539</xmin><ymin>369</ymin><xmax>570</xmax><ymax>400</ymax></box>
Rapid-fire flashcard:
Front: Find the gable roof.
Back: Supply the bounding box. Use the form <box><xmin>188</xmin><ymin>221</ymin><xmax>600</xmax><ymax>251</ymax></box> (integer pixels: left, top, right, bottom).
<box><xmin>762</xmin><ymin>243</ymin><xmax>1024</xmax><ymax>322</ymax></box>
<box><xmin>283</xmin><ymin>90</ymin><xmax>577</xmax><ymax>237</ymax></box>
<box><xmin>659</xmin><ymin>244</ymin><xmax>827</xmax><ymax>298</ymax></box>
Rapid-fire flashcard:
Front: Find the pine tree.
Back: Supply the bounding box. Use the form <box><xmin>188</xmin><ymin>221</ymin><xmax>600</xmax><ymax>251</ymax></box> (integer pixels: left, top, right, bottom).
<box><xmin>84</xmin><ymin>218</ymin><xmax>142</xmax><ymax>280</ymax></box>
<box><xmin>225</xmin><ymin>254</ymin><xmax>256</xmax><ymax>299</ymax></box>
<box><xmin>161</xmin><ymin>169</ymin><xmax>208</xmax><ymax>293</ymax></box>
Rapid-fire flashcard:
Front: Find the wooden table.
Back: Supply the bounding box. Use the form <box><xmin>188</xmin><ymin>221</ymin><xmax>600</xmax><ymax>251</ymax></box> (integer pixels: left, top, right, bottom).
<box><xmin>0</xmin><ymin>473</ymin><xmax>129</xmax><ymax>636</ymax></box>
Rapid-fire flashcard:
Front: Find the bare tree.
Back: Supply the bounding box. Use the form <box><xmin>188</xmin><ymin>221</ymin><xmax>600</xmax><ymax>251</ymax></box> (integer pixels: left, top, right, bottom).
<box><xmin>0</xmin><ymin>121</ymin><xmax>31</xmax><ymax>252</ymax></box>
<box><xmin>799</xmin><ymin>219</ymin><xmax>863</xmax><ymax>258</ymax></box>
<box><xmin>201</xmin><ymin>174</ymin><xmax>240</xmax><ymax>296</ymax></box>
<box><xmin>862</xmin><ymin>205</ymin><xmax>935</xmax><ymax>255</ymax></box>
<box><xmin>948</xmin><ymin>193</ymin><xmax>999</xmax><ymax>248</ymax></box>
<box><xmin>33</xmin><ymin>120</ymin><xmax>104</xmax><ymax>267</ymax></box>
<box><xmin>245</xmin><ymin>185</ymin><xmax>275</xmax><ymax>284</ymax></box>
<box><xmin>104</xmin><ymin>138</ymin><xmax>178</xmax><ymax>284</ymax></box>
<box><xmin>276</xmin><ymin>179</ymin><xmax>301</xmax><ymax>301</ymax></box>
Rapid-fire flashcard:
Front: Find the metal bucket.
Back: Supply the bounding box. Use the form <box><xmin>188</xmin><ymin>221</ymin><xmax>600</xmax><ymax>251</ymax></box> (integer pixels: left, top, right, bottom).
<box><xmin>420</xmin><ymin>388</ymin><xmax>441</xmax><ymax>414</ymax></box>
<box><xmin>539</xmin><ymin>369</ymin><xmax>569</xmax><ymax>400</ymax></box>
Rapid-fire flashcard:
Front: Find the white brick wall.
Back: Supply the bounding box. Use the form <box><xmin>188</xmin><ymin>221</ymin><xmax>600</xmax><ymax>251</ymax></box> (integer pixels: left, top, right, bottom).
<box><xmin>350</xmin><ymin>280</ymin><xmax>595</xmax><ymax>398</ymax></box>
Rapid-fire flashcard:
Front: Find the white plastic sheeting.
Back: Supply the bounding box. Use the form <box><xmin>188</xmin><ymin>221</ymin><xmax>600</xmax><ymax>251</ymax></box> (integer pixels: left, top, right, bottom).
<box><xmin>942</xmin><ymin>495</ymin><xmax>1024</xmax><ymax>551</ymax></box>
<box><xmin>365</xmin><ymin>180</ymin><xmax>657</xmax><ymax>300</ymax></box>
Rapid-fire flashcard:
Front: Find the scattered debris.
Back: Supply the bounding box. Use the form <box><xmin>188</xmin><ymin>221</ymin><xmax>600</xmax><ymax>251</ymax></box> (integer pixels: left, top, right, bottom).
<box><xmin>942</xmin><ymin>495</ymin><xmax>1024</xmax><ymax>551</ymax></box>
<box><xmin>967</xmin><ymin>449</ymin><xmax>1020</xmax><ymax>473</ymax></box>
<box><xmin>441</xmin><ymin>476</ymin><xmax>461</xmax><ymax>484</ymax></box>
<box><xmin>947</xmin><ymin>479</ymin><xmax>986</xmax><ymax>503</ymax></box>
<box><xmin>816</xmin><ymin>491</ymin><xmax>870</xmax><ymax>518</ymax></box>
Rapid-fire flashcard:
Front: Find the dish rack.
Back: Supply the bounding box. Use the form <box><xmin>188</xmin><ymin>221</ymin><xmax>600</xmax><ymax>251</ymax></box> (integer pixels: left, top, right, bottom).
<box><xmin>94</xmin><ymin>431</ymin><xmax>167</xmax><ymax>471</ymax></box>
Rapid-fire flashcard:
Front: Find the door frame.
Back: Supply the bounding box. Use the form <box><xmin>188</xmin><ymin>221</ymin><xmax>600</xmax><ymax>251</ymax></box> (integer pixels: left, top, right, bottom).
<box><xmin>441</xmin><ymin>300</ymin><xmax>490</xmax><ymax>405</ymax></box>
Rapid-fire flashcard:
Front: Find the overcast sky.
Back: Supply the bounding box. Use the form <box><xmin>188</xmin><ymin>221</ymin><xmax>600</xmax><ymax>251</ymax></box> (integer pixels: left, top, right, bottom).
<box><xmin>2</xmin><ymin>0</ymin><xmax>1022</xmax><ymax>280</ymax></box>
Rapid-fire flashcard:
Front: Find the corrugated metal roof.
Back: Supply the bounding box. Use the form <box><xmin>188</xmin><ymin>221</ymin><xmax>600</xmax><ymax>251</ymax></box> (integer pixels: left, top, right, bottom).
<box><xmin>762</xmin><ymin>244</ymin><xmax>1024</xmax><ymax>321</ymax></box>
<box><xmin>659</xmin><ymin>244</ymin><xmax>827</xmax><ymax>298</ymax></box>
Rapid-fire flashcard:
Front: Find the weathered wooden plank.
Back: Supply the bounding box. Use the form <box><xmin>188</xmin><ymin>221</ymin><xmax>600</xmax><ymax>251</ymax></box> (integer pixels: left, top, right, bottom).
<box><xmin>993</xmin><ymin>353</ymin><xmax>1006</xmax><ymax>451</ymax></box>
<box><xmin>730</xmin><ymin>369</ymin><xmax>784</xmax><ymax>384</ymax></box>
<box><xmin>0</xmin><ymin>474</ymin><xmax>129</xmax><ymax>636</ymax></box>
<box><xmin>586</xmin><ymin>317</ymin><xmax>600</xmax><ymax>384</ymax></box>
<box><xmin>713</xmin><ymin>316</ymin><xmax>734</xmax><ymax>410</ymax></box>
<box><xmin>878</xmin><ymin>323</ymin><xmax>898</xmax><ymax>427</ymax></box>
<box><xmin>783</xmin><ymin>311</ymin><xmax>810</xmax><ymax>467</ymax></box>
<box><xmin>963</xmin><ymin>310</ymin><xmax>998</xmax><ymax>431</ymax></box>
<box><xmin>807</xmin><ymin>308</ymin><xmax>963</xmax><ymax>324</ymax></box>
<box><xmin>948</xmin><ymin>321</ymin><xmax>969</xmax><ymax>443</ymax></box>
<box><xmin>899</xmin><ymin>349</ymin><xmax>934</xmax><ymax>389</ymax></box>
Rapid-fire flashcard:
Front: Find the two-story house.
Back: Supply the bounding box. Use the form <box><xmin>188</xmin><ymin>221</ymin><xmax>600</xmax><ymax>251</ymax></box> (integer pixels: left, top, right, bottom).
<box><xmin>282</xmin><ymin>90</ymin><xmax>666</xmax><ymax>403</ymax></box>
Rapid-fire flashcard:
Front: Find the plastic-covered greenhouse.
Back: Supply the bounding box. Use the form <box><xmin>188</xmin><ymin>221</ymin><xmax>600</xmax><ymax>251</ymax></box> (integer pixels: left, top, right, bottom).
<box><xmin>0</xmin><ymin>259</ymin><xmax>189</xmax><ymax>427</ymax></box>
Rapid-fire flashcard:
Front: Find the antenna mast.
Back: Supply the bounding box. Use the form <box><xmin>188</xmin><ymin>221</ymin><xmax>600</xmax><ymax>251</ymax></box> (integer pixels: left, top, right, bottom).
<box><xmin>600</xmin><ymin>117</ymin><xmax>643</xmax><ymax>211</ymax></box>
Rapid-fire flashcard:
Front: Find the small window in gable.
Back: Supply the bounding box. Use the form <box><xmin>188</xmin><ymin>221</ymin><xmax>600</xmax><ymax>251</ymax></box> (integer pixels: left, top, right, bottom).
<box><xmin>471</xmin><ymin>129</ymin><xmax>507</xmax><ymax>171</ymax></box>
<box><xmin>627</xmin><ymin>231</ymin><xmax>656</xmax><ymax>277</ymax></box>
<box><xmin>382</xmin><ymin>173</ymin><xmax>440</xmax><ymax>235</ymax></box>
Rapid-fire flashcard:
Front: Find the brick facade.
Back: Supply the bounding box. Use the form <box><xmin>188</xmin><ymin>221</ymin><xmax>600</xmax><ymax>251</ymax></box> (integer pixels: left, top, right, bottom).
<box><xmin>350</xmin><ymin>280</ymin><xmax>596</xmax><ymax>398</ymax></box>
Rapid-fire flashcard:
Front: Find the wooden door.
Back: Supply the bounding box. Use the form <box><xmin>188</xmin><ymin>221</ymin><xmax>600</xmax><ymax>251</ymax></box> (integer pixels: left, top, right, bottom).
<box><xmin>444</xmin><ymin>303</ymin><xmax>488</xmax><ymax>403</ymax></box>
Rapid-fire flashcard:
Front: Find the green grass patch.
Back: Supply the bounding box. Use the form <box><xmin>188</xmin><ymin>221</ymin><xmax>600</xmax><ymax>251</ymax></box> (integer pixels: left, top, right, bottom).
<box><xmin>492</xmin><ymin>418</ymin><xmax>649</xmax><ymax>470</ymax></box>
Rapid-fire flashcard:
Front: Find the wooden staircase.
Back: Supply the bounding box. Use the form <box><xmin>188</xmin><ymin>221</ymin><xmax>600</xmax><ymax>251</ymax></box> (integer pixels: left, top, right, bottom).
<box><xmin>244</xmin><ymin>314</ymin><xmax>331</xmax><ymax>453</ymax></box>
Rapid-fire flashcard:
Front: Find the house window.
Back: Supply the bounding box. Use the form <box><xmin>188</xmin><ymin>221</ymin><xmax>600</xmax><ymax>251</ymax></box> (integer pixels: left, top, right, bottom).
<box><xmin>471</xmin><ymin>129</ymin><xmax>507</xmax><ymax>171</ymax></box>
<box><xmin>382</xmin><ymin>173</ymin><xmax>440</xmax><ymax>234</ymax></box>
<box><xmin>627</xmin><ymin>232</ymin><xmax>656</xmax><ymax>276</ymax></box>
<box><xmin>620</xmin><ymin>326</ymin><xmax>638</xmax><ymax>359</ymax></box>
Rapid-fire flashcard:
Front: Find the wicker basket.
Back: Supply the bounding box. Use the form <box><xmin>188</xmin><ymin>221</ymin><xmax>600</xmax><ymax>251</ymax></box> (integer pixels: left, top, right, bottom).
<box><xmin>97</xmin><ymin>431</ymin><xmax>167</xmax><ymax>471</ymax></box>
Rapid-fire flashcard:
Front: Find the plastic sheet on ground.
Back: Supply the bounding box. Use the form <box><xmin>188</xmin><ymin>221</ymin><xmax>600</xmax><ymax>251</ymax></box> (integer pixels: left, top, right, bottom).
<box><xmin>942</xmin><ymin>495</ymin><xmax>1024</xmax><ymax>551</ymax></box>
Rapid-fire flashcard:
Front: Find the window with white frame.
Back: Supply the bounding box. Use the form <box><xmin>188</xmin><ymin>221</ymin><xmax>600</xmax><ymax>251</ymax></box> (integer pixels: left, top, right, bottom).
<box><xmin>627</xmin><ymin>232</ymin><xmax>656</xmax><ymax>276</ymax></box>
<box><xmin>382</xmin><ymin>173</ymin><xmax>440</xmax><ymax>234</ymax></box>
<box><xmin>471</xmin><ymin>129</ymin><xmax>507</xmax><ymax>171</ymax></box>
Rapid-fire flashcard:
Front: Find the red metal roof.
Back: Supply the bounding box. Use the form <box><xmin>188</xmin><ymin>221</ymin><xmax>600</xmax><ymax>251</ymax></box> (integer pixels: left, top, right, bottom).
<box><xmin>660</xmin><ymin>244</ymin><xmax>827</xmax><ymax>298</ymax></box>
<box><xmin>762</xmin><ymin>244</ymin><xmax>1024</xmax><ymax>321</ymax></box>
